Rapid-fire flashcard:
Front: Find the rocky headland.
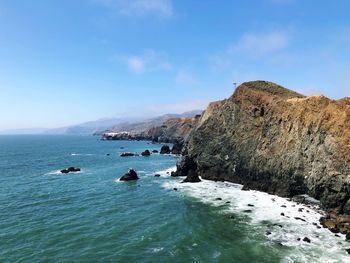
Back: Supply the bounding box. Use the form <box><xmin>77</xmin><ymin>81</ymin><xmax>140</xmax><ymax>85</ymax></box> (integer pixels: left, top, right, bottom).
<box><xmin>174</xmin><ymin>80</ymin><xmax>350</xmax><ymax>236</ymax></box>
<box><xmin>102</xmin><ymin>115</ymin><xmax>201</xmax><ymax>154</ymax></box>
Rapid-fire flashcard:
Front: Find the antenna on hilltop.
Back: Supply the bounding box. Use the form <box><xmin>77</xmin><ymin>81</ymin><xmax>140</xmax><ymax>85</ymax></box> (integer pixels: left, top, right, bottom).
<box><xmin>233</xmin><ymin>82</ymin><xmax>237</xmax><ymax>89</ymax></box>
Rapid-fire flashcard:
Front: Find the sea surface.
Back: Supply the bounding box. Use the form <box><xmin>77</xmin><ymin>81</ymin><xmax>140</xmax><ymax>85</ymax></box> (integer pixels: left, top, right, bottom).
<box><xmin>0</xmin><ymin>135</ymin><xmax>349</xmax><ymax>263</ymax></box>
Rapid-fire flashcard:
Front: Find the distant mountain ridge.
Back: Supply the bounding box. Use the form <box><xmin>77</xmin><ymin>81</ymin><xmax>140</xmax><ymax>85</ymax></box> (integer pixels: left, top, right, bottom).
<box><xmin>101</xmin><ymin>110</ymin><xmax>203</xmax><ymax>135</ymax></box>
<box><xmin>0</xmin><ymin>110</ymin><xmax>204</xmax><ymax>135</ymax></box>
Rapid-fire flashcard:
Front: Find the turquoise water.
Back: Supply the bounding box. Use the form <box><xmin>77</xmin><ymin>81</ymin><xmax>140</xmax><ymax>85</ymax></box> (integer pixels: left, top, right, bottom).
<box><xmin>0</xmin><ymin>136</ymin><xmax>348</xmax><ymax>262</ymax></box>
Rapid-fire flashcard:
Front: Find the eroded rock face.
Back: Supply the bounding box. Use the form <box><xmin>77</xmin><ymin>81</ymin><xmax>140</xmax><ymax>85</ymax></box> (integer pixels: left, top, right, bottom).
<box><xmin>177</xmin><ymin>81</ymin><xmax>350</xmax><ymax>215</ymax></box>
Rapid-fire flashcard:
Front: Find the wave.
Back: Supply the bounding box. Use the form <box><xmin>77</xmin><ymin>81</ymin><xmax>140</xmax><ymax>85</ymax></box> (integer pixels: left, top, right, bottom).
<box><xmin>162</xmin><ymin>177</ymin><xmax>349</xmax><ymax>262</ymax></box>
<box><xmin>70</xmin><ymin>153</ymin><xmax>94</xmax><ymax>156</ymax></box>
<box><xmin>154</xmin><ymin>166</ymin><xmax>177</xmax><ymax>177</ymax></box>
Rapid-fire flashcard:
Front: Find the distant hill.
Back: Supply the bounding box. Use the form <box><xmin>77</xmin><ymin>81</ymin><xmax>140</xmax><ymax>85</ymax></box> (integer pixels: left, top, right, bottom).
<box><xmin>101</xmin><ymin>110</ymin><xmax>203</xmax><ymax>135</ymax></box>
<box><xmin>44</xmin><ymin>110</ymin><xmax>203</xmax><ymax>135</ymax></box>
<box><xmin>45</xmin><ymin>117</ymin><xmax>143</xmax><ymax>135</ymax></box>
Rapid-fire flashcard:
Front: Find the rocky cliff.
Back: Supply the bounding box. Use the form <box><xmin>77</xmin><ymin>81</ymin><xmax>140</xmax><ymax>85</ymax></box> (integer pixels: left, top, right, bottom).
<box><xmin>176</xmin><ymin>81</ymin><xmax>350</xmax><ymax>219</ymax></box>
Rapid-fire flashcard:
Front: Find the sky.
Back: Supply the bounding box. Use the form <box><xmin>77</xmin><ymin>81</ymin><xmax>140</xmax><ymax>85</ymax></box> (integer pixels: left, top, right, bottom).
<box><xmin>1</xmin><ymin>0</ymin><xmax>350</xmax><ymax>130</ymax></box>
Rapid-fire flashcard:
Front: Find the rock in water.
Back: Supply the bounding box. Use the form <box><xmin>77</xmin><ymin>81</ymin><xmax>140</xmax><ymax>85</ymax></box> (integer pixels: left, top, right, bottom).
<box><xmin>160</xmin><ymin>145</ymin><xmax>171</xmax><ymax>154</ymax></box>
<box><xmin>152</xmin><ymin>150</ymin><xmax>159</xmax><ymax>153</ymax></box>
<box><xmin>141</xmin><ymin>150</ymin><xmax>151</xmax><ymax>156</ymax></box>
<box><xmin>303</xmin><ymin>237</ymin><xmax>311</xmax><ymax>243</ymax></box>
<box><xmin>60</xmin><ymin>167</ymin><xmax>80</xmax><ymax>173</ymax></box>
<box><xmin>120</xmin><ymin>152</ymin><xmax>135</xmax><ymax>157</ymax></box>
<box><xmin>68</xmin><ymin>167</ymin><xmax>80</xmax><ymax>172</ymax></box>
<box><xmin>171</xmin><ymin>140</ymin><xmax>183</xmax><ymax>154</ymax></box>
<box><xmin>120</xmin><ymin>169</ymin><xmax>139</xmax><ymax>181</ymax></box>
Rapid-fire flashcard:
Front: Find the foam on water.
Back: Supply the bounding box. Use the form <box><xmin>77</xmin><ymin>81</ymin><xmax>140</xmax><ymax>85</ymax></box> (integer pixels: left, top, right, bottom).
<box><xmin>155</xmin><ymin>166</ymin><xmax>177</xmax><ymax>177</ymax></box>
<box><xmin>46</xmin><ymin>170</ymin><xmax>83</xmax><ymax>175</ymax></box>
<box><xmin>161</xmin><ymin>175</ymin><xmax>350</xmax><ymax>262</ymax></box>
<box><xmin>70</xmin><ymin>153</ymin><xmax>93</xmax><ymax>156</ymax></box>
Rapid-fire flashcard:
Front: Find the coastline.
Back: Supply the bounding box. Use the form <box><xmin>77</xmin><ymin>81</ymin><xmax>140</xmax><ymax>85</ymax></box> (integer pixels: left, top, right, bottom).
<box><xmin>160</xmin><ymin>171</ymin><xmax>350</xmax><ymax>261</ymax></box>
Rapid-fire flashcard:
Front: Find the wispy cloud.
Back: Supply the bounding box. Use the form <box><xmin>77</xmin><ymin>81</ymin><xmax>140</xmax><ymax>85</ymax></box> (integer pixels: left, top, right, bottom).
<box><xmin>116</xmin><ymin>50</ymin><xmax>172</xmax><ymax>73</ymax></box>
<box><xmin>96</xmin><ymin>0</ymin><xmax>173</xmax><ymax>18</ymax></box>
<box><xmin>230</xmin><ymin>31</ymin><xmax>289</xmax><ymax>57</ymax></box>
<box><xmin>175</xmin><ymin>70</ymin><xmax>200</xmax><ymax>87</ymax></box>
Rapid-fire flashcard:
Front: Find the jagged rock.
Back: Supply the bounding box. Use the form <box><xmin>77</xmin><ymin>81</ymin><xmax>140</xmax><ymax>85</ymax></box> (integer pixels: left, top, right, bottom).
<box><xmin>346</xmin><ymin>233</ymin><xmax>350</xmax><ymax>240</ymax></box>
<box><xmin>172</xmin><ymin>155</ymin><xmax>197</xmax><ymax>177</ymax></box>
<box><xmin>141</xmin><ymin>150</ymin><xmax>151</xmax><ymax>156</ymax></box>
<box><xmin>303</xmin><ymin>237</ymin><xmax>311</xmax><ymax>243</ymax></box>
<box><xmin>182</xmin><ymin>170</ymin><xmax>201</xmax><ymax>183</ymax></box>
<box><xmin>175</xmin><ymin>80</ymin><xmax>350</xmax><ymax>236</ymax></box>
<box><xmin>119</xmin><ymin>169</ymin><xmax>139</xmax><ymax>181</ymax></box>
<box><xmin>120</xmin><ymin>152</ymin><xmax>135</xmax><ymax>157</ymax></box>
<box><xmin>160</xmin><ymin>145</ymin><xmax>171</xmax><ymax>154</ymax></box>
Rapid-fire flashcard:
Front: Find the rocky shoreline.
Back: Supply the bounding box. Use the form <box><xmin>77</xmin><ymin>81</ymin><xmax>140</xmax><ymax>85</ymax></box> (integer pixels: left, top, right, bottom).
<box><xmin>173</xmin><ymin>81</ymin><xmax>350</xmax><ymax>242</ymax></box>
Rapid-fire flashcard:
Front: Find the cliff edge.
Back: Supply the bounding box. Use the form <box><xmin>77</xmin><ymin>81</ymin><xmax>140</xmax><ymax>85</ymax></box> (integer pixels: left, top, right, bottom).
<box><xmin>176</xmin><ymin>81</ymin><xmax>350</xmax><ymax>222</ymax></box>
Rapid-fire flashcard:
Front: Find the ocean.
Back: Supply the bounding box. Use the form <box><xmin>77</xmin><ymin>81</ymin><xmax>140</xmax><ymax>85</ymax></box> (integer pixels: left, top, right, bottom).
<box><xmin>0</xmin><ymin>135</ymin><xmax>348</xmax><ymax>262</ymax></box>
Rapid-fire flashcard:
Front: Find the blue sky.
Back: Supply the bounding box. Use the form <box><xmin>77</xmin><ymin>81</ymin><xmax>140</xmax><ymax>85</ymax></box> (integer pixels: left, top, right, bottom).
<box><xmin>1</xmin><ymin>0</ymin><xmax>350</xmax><ymax>129</ymax></box>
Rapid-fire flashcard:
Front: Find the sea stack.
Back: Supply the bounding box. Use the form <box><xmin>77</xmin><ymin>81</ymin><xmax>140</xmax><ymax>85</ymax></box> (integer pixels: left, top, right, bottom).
<box><xmin>119</xmin><ymin>169</ymin><xmax>139</xmax><ymax>181</ymax></box>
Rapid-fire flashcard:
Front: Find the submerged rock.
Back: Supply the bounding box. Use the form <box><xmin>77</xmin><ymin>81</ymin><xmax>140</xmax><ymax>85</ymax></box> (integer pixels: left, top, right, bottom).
<box><xmin>141</xmin><ymin>150</ymin><xmax>151</xmax><ymax>156</ymax></box>
<box><xmin>152</xmin><ymin>150</ymin><xmax>159</xmax><ymax>153</ymax></box>
<box><xmin>120</xmin><ymin>152</ymin><xmax>135</xmax><ymax>157</ymax></box>
<box><xmin>154</xmin><ymin>174</ymin><xmax>161</xmax><ymax>177</ymax></box>
<box><xmin>120</xmin><ymin>169</ymin><xmax>139</xmax><ymax>181</ymax></box>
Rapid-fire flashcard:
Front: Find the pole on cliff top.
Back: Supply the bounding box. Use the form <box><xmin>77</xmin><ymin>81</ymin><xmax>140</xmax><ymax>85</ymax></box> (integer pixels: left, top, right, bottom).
<box><xmin>233</xmin><ymin>82</ymin><xmax>237</xmax><ymax>89</ymax></box>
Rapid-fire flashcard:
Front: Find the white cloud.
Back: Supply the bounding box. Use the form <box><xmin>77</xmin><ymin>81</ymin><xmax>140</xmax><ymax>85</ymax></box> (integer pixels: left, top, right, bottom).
<box><xmin>230</xmin><ymin>31</ymin><xmax>289</xmax><ymax>57</ymax></box>
<box><xmin>117</xmin><ymin>50</ymin><xmax>172</xmax><ymax>73</ymax></box>
<box><xmin>126</xmin><ymin>56</ymin><xmax>145</xmax><ymax>73</ymax></box>
<box><xmin>175</xmin><ymin>71</ymin><xmax>200</xmax><ymax>87</ymax></box>
<box><xmin>96</xmin><ymin>0</ymin><xmax>173</xmax><ymax>18</ymax></box>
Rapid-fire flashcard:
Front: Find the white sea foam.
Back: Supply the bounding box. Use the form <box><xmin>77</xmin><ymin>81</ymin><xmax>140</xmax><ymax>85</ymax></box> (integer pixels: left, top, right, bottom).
<box><xmin>46</xmin><ymin>170</ymin><xmax>82</xmax><ymax>175</ymax></box>
<box><xmin>161</xmin><ymin>176</ymin><xmax>350</xmax><ymax>262</ymax></box>
<box><xmin>154</xmin><ymin>166</ymin><xmax>177</xmax><ymax>177</ymax></box>
<box><xmin>71</xmin><ymin>153</ymin><xmax>93</xmax><ymax>156</ymax></box>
